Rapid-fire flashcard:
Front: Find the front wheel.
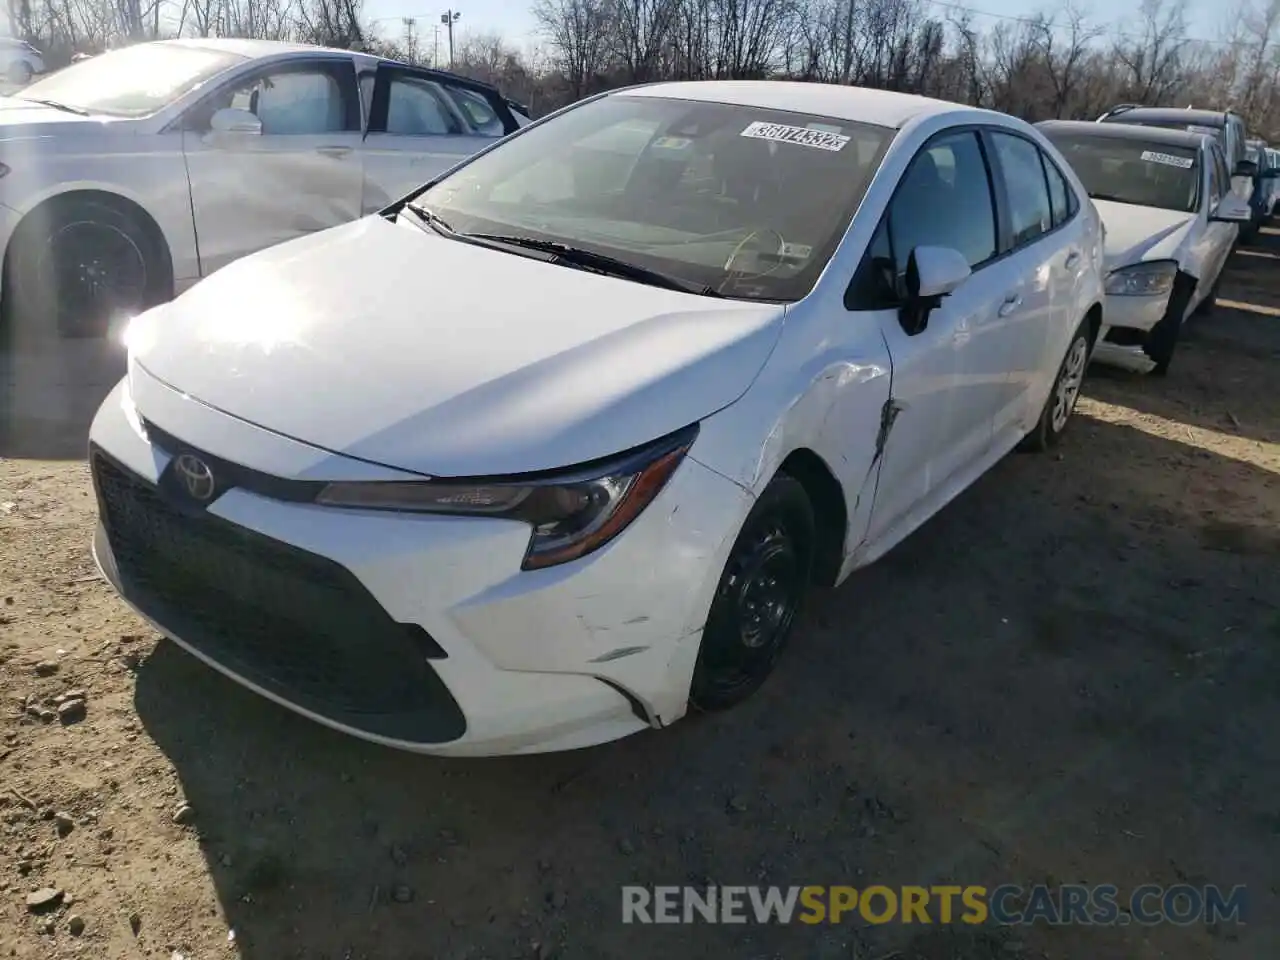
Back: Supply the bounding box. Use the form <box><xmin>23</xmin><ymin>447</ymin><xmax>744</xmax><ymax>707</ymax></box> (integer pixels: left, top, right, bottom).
<box><xmin>8</xmin><ymin>60</ymin><xmax>32</xmax><ymax>85</ymax></box>
<box><xmin>1020</xmin><ymin>321</ymin><xmax>1091</xmax><ymax>452</ymax></box>
<box><xmin>5</xmin><ymin>198</ymin><xmax>169</xmax><ymax>343</ymax></box>
<box><xmin>689</xmin><ymin>475</ymin><xmax>815</xmax><ymax>712</ymax></box>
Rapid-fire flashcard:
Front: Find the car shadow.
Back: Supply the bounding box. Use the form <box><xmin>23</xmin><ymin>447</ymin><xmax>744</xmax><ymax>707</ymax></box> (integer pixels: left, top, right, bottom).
<box><xmin>132</xmin><ymin>410</ymin><xmax>1280</xmax><ymax>959</ymax></box>
<box><xmin>1085</xmin><ymin>233</ymin><xmax>1280</xmax><ymax>447</ymax></box>
<box><xmin>0</xmin><ymin>333</ymin><xmax>126</xmax><ymax>459</ymax></box>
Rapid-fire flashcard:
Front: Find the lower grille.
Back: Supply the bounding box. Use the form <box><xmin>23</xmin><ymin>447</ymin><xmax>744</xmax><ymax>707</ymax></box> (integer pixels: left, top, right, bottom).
<box><xmin>91</xmin><ymin>449</ymin><xmax>466</xmax><ymax>744</ymax></box>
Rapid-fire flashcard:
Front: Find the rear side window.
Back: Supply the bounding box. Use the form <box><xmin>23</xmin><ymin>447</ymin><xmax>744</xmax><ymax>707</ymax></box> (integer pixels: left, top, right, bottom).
<box><xmin>1041</xmin><ymin>153</ymin><xmax>1074</xmax><ymax>226</ymax></box>
<box><xmin>887</xmin><ymin>130</ymin><xmax>998</xmax><ymax>271</ymax></box>
<box><xmin>989</xmin><ymin>131</ymin><xmax>1052</xmax><ymax>247</ymax></box>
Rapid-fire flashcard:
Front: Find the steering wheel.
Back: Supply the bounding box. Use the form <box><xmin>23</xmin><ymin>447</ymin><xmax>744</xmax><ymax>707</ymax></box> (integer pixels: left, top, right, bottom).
<box><xmin>721</xmin><ymin>228</ymin><xmax>789</xmax><ymax>286</ymax></box>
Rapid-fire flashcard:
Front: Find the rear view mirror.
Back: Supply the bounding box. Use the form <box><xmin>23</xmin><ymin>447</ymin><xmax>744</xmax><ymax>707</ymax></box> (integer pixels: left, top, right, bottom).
<box><xmin>209</xmin><ymin>107</ymin><xmax>262</xmax><ymax>136</ymax></box>
<box><xmin>1233</xmin><ymin>158</ymin><xmax>1259</xmax><ymax>178</ymax></box>
<box><xmin>900</xmin><ymin>246</ymin><xmax>970</xmax><ymax>334</ymax></box>
<box><xmin>1212</xmin><ymin>193</ymin><xmax>1253</xmax><ymax>223</ymax></box>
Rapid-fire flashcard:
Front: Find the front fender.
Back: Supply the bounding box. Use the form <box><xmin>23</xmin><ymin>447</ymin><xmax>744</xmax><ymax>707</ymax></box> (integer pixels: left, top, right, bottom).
<box><xmin>0</xmin><ymin>146</ymin><xmax>198</xmax><ymax>284</ymax></box>
<box><xmin>689</xmin><ymin>310</ymin><xmax>893</xmax><ymax>571</ymax></box>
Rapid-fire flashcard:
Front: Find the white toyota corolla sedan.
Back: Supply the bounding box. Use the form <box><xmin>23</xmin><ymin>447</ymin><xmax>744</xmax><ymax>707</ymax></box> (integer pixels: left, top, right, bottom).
<box><xmin>90</xmin><ymin>81</ymin><xmax>1106</xmax><ymax>756</ymax></box>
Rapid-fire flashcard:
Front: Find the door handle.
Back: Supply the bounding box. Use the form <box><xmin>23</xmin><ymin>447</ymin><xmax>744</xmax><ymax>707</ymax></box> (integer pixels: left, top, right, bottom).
<box><xmin>1064</xmin><ymin>251</ymin><xmax>1081</xmax><ymax>269</ymax></box>
<box><xmin>316</xmin><ymin>145</ymin><xmax>353</xmax><ymax>159</ymax></box>
<box><xmin>998</xmin><ymin>292</ymin><xmax>1022</xmax><ymax>317</ymax></box>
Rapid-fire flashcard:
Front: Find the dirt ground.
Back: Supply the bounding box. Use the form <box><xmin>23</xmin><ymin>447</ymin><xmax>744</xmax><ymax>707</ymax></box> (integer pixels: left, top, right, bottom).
<box><xmin>1</xmin><ymin>231</ymin><xmax>1278</xmax><ymax>960</ymax></box>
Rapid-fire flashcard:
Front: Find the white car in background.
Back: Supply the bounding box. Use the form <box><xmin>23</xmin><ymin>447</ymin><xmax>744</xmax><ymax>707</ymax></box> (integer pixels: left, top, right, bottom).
<box><xmin>90</xmin><ymin>82</ymin><xmax>1105</xmax><ymax>756</ymax></box>
<box><xmin>0</xmin><ymin>36</ymin><xmax>45</xmax><ymax>85</ymax></box>
<box><xmin>1039</xmin><ymin>119</ymin><xmax>1256</xmax><ymax>375</ymax></box>
<box><xmin>0</xmin><ymin>38</ymin><xmax>524</xmax><ymax>341</ymax></box>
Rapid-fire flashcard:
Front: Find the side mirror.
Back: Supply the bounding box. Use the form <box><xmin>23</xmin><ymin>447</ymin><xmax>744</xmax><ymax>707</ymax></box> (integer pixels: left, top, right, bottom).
<box><xmin>1233</xmin><ymin>158</ymin><xmax>1258</xmax><ymax>178</ymax></box>
<box><xmin>209</xmin><ymin>106</ymin><xmax>262</xmax><ymax>136</ymax></box>
<box><xmin>1212</xmin><ymin>193</ymin><xmax>1254</xmax><ymax>223</ymax></box>
<box><xmin>900</xmin><ymin>246</ymin><xmax>970</xmax><ymax>333</ymax></box>
<box><xmin>1261</xmin><ymin>167</ymin><xmax>1280</xmax><ymax>179</ymax></box>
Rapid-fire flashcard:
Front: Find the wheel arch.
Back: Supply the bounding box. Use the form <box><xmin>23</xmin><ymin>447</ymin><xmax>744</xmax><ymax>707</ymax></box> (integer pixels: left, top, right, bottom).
<box><xmin>4</xmin><ymin>188</ymin><xmax>176</xmax><ymax>295</ymax></box>
<box><xmin>1084</xmin><ymin>299</ymin><xmax>1103</xmax><ymax>344</ymax></box>
<box><xmin>775</xmin><ymin>447</ymin><xmax>848</xmax><ymax>588</ymax></box>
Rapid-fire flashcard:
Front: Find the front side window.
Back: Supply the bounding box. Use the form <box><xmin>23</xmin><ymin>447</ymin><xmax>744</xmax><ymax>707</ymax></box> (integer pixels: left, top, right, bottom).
<box><xmin>418</xmin><ymin>94</ymin><xmax>894</xmax><ymax>301</ymax></box>
<box><xmin>888</xmin><ymin>130</ymin><xmax>997</xmax><ymax>271</ymax></box>
<box><xmin>1041</xmin><ymin>132</ymin><xmax>1199</xmax><ymax>214</ymax></box>
<box><xmin>17</xmin><ymin>42</ymin><xmax>245</xmax><ymax>117</ymax></box>
<box><xmin>989</xmin><ymin>132</ymin><xmax>1053</xmax><ymax>247</ymax></box>
<box><xmin>198</xmin><ymin>67</ymin><xmax>353</xmax><ymax>135</ymax></box>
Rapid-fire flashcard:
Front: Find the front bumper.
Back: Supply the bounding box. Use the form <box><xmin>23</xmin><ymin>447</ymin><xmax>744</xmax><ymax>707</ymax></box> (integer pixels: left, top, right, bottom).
<box><xmin>89</xmin><ymin>371</ymin><xmax>753</xmax><ymax>756</ymax></box>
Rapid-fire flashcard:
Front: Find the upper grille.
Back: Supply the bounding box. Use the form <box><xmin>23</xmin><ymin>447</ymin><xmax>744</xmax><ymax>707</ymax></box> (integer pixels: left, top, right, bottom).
<box><xmin>92</xmin><ymin>449</ymin><xmax>466</xmax><ymax>744</ymax></box>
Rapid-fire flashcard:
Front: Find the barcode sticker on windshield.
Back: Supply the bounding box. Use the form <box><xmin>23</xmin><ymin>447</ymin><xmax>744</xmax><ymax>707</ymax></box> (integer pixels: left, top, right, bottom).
<box><xmin>1141</xmin><ymin>150</ymin><xmax>1193</xmax><ymax>168</ymax></box>
<box><xmin>741</xmin><ymin>121</ymin><xmax>850</xmax><ymax>152</ymax></box>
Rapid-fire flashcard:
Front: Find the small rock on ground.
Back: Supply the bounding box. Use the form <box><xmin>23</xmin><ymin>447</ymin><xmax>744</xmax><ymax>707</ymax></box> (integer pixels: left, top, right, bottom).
<box><xmin>25</xmin><ymin>887</ymin><xmax>63</xmax><ymax>912</ymax></box>
<box><xmin>56</xmin><ymin>699</ymin><xmax>86</xmax><ymax>724</ymax></box>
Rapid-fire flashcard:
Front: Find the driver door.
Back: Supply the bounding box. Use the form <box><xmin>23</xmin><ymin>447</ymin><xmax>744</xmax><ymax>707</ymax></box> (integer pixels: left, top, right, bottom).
<box><xmin>181</xmin><ymin>56</ymin><xmax>365</xmax><ymax>277</ymax></box>
<box><xmin>854</xmin><ymin>129</ymin><xmax>1019</xmax><ymax>549</ymax></box>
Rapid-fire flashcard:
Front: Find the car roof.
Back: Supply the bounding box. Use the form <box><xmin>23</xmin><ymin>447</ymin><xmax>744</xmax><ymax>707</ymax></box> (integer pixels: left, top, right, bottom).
<box><xmin>152</xmin><ymin>38</ymin><xmax>501</xmax><ymax>93</ymax></box>
<box><xmin>159</xmin><ymin>37</ymin><xmax>354</xmax><ymax>59</ymax></box>
<box><xmin>615</xmin><ymin>80</ymin><xmax>976</xmax><ymax>129</ymax></box>
<box><xmin>1038</xmin><ymin>119</ymin><xmax>1208</xmax><ymax>150</ymax></box>
<box><xmin>1102</xmin><ymin>106</ymin><xmax>1231</xmax><ymax>127</ymax></box>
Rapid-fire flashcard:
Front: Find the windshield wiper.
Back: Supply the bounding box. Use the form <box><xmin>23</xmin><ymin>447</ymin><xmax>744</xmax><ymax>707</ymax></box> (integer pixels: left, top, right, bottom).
<box><xmin>18</xmin><ymin>97</ymin><xmax>90</xmax><ymax>116</ymax></box>
<box><xmin>464</xmin><ymin>233</ymin><xmax>721</xmax><ymax>297</ymax></box>
<box><xmin>402</xmin><ymin>201</ymin><xmax>455</xmax><ymax>234</ymax></box>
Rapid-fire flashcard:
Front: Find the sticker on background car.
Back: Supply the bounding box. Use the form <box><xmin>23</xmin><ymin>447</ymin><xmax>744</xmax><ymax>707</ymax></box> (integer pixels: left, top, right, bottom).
<box><xmin>1141</xmin><ymin>150</ymin><xmax>1194</xmax><ymax>168</ymax></box>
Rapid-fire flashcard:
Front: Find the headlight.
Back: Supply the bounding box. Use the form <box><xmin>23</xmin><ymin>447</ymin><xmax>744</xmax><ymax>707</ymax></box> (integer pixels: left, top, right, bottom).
<box><xmin>315</xmin><ymin>424</ymin><xmax>698</xmax><ymax>570</ymax></box>
<box><xmin>1105</xmin><ymin>260</ymin><xmax>1177</xmax><ymax>296</ymax></box>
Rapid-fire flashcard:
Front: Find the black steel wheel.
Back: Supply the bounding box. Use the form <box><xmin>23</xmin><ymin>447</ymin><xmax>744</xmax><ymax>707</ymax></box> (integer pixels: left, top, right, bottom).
<box><xmin>5</xmin><ymin>197</ymin><xmax>169</xmax><ymax>342</ymax></box>
<box><xmin>689</xmin><ymin>475</ymin><xmax>814</xmax><ymax>711</ymax></box>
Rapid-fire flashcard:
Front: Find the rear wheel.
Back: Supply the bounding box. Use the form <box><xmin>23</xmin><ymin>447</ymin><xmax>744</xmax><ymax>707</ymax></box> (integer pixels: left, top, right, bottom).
<box><xmin>689</xmin><ymin>475</ymin><xmax>815</xmax><ymax>712</ymax></box>
<box><xmin>5</xmin><ymin>198</ymin><xmax>169</xmax><ymax>344</ymax></box>
<box><xmin>1020</xmin><ymin>321</ymin><xmax>1091</xmax><ymax>452</ymax></box>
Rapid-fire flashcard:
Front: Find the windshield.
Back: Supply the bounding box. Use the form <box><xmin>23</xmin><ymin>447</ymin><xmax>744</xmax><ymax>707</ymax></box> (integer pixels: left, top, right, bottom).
<box><xmin>1045</xmin><ymin>133</ymin><xmax>1198</xmax><ymax>213</ymax></box>
<box><xmin>417</xmin><ymin>94</ymin><xmax>894</xmax><ymax>301</ymax></box>
<box><xmin>17</xmin><ymin>43</ymin><xmax>246</xmax><ymax>118</ymax></box>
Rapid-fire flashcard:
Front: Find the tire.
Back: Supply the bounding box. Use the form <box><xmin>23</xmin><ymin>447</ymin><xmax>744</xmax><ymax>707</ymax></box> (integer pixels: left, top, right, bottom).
<box><xmin>689</xmin><ymin>475</ymin><xmax>815</xmax><ymax>712</ymax></box>
<box><xmin>1019</xmin><ymin>320</ymin><xmax>1091</xmax><ymax>453</ymax></box>
<box><xmin>1142</xmin><ymin>282</ymin><xmax>1194</xmax><ymax>375</ymax></box>
<box><xmin>1193</xmin><ymin>277</ymin><xmax>1219</xmax><ymax>318</ymax></box>
<box><xmin>8</xmin><ymin>60</ymin><xmax>32</xmax><ymax>85</ymax></box>
<box><xmin>5</xmin><ymin>197</ymin><xmax>169</xmax><ymax>343</ymax></box>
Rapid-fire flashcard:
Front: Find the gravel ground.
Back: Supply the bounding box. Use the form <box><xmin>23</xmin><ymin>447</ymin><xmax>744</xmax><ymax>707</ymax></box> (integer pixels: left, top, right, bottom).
<box><xmin>1</xmin><ymin>230</ymin><xmax>1278</xmax><ymax>960</ymax></box>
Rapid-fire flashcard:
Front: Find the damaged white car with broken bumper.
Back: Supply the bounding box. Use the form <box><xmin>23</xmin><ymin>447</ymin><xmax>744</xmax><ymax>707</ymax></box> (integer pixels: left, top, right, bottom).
<box><xmin>90</xmin><ymin>82</ymin><xmax>1105</xmax><ymax>756</ymax></box>
<box><xmin>1039</xmin><ymin>119</ymin><xmax>1259</xmax><ymax>375</ymax></box>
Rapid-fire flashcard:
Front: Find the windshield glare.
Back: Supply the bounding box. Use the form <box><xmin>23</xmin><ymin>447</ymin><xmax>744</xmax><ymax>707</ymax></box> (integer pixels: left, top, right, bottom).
<box><xmin>1047</xmin><ymin>134</ymin><xmax>1198</xmax><ymax>213</ymax></box>
<box><xmin>18</xmin><ymin>44</ymin><xmax>246</xmax><ymax>117</ymax></box>
<box><xmin>419</xmin><ymin>95</ymin><xmax>894</xmax><ymax>301</ymax></box>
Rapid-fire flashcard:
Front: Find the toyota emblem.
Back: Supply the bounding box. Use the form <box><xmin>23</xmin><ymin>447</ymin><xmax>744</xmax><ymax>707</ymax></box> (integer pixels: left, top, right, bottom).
<box><xmin>173</xmin><ymin>453</ymin><xmax>216</xmax><ymax>502</ymax></box>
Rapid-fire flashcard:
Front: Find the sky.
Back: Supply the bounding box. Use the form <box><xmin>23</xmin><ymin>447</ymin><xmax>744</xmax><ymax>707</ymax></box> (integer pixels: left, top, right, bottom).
<box><xmin>361</xmin><ymin>0</ymin><xmax>1229</xmax><ymax>56</ymax></box>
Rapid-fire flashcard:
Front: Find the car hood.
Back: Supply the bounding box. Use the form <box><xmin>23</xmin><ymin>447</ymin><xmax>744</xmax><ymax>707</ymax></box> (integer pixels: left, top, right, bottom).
<box><xmin>1093</xmin><ymin>199</ymin><xmax>1196</xmax><ymax>271</ymax></box>
<box><xmin>128</xmin><ymin>216</ymin><xmax>787</xmax><ymax>477</ymax></box>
